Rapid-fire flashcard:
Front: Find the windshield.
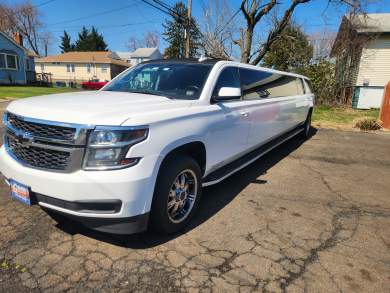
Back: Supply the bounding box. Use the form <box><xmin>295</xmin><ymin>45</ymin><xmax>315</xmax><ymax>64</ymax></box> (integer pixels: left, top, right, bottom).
<box><xmin>103</xmin><ymin>62</ymin><xmax>213</xmax><ymax>100</ymax></box>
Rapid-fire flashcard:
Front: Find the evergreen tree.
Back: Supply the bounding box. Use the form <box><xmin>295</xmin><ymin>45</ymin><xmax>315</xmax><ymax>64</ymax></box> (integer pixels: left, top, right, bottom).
<box><xmin>89</xmin><ymin>26</ymin><xmax>108</xmax><ymax>51</ymax></box>
<box><xmin>262</xmin><ymin>23</ymin><xmax>313</xmax><ymax>72</ymax></box>
<box><xmin>74</xmin><ymin>26</ymin><xmax>108</xmax><ymax>51</ymax></box>
<box><xmin>75</xmin><ymin>27</ymin><xmax>90</xmax><ymax>51</ymax></box>
<box><xmin>163</xmin><ymin>2</ymin><xmax>201</xmax><ymax>58</ymax></box>
<box><xmin>59</xmin><ymin>31</ymin><xmax>74</xmax><ymax>53</ymax></box>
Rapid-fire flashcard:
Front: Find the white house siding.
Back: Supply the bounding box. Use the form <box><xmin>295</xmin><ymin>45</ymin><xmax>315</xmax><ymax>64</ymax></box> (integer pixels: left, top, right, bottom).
<box><xmin>356</xmin><ymin>87</ymin><xmax>384</xmax><ymax>109</ymax></box>
<box><xmin>353</xmin><ymin>36</ymin><xmax>390</xmax><ymax>108</ymax></box>
<box><xmin>356</xmin><ymin>36</ymin><xmax>390</xmax><ymax>87</ymax></box>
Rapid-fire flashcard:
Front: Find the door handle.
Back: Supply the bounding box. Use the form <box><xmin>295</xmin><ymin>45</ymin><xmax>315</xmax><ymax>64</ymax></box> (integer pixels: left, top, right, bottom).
<box><xmin>240</xmin><ymin>111</ymin><xmax>249</xmax><ymax>117</ymax></box>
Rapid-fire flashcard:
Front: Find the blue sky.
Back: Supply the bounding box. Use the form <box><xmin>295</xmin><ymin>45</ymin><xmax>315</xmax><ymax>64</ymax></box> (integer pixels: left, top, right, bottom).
<box><xmin>7</xmin><ymin>0</ymin><xmax>390</xmax><ymax>55</ymax></box>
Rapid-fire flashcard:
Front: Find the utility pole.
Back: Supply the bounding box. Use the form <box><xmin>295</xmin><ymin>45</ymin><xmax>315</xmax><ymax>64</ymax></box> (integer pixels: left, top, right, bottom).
<box><xmin>185</xmin><ymin>0</ymin><xmax>192</xmax><ymax>58</ymax></box>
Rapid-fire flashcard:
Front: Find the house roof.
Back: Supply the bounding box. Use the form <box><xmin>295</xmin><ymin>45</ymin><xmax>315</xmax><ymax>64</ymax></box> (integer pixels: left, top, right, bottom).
<box><xmin>35</xmin><ymin>51</ymin><xmax>131</xmax><ymax>67</ymax></box>
<box><xmin>350</xmin><ymin>13</ymin><xmax>390</xmax><ymax>33</ymax></box>
<box><xmin>115</xmin><ymin>52</ymin><xmax>132</xmax><ymax>60</ymax></box>
<box><xmin>0</xmin><ymin>31</ymin><xmax>36</xmax><ymax>56</ymax></box>
<box><xmin>130</xmin><ymin>47</ymin><xmax>161</xmax><ymax>58</ymax></box>
<box><xmin>331</xmin><ymin>13</ymin><xmax>390</xmax><ymax>56</ymax></box>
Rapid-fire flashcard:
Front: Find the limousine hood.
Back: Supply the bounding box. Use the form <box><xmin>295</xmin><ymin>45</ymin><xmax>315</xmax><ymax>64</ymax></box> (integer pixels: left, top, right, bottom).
<box><xmin>6</xmin><ymin>91</ymin><xmax>193</xmax><ymax>126</ymax></box>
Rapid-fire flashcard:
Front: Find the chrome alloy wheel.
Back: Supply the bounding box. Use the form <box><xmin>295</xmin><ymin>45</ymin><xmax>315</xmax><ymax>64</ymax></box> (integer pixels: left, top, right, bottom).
<box><xmin>167</xmin><ymin>169</ymin><xmax>198</xmax><ymax>223</ymax></box>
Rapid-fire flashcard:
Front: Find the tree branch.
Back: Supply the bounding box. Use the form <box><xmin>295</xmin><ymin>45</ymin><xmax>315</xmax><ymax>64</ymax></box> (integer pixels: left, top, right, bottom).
<box><xmin>254</xmin><ymin>0</ymin><xmax>278</xmax><ymax>24</ymax></box>
<box><xmin>250</xmin><ymin>0</ymin><xmax>310</xmax><ymax>65</ymax></box>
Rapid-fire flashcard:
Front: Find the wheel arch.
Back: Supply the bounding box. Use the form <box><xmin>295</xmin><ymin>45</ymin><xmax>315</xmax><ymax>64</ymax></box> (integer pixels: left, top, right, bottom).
<box><xmin>159</xmin><ymin>141</ymin><xmax>207</xmax><ymax>176</ymax></box>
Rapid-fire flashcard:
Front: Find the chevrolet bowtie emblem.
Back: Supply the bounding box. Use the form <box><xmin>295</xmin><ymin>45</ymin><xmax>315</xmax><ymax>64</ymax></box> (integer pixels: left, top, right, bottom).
<box><xmin>15</xmin><ymin>132</ymin><xmax>34</xmax><ymax>144</ymax></box>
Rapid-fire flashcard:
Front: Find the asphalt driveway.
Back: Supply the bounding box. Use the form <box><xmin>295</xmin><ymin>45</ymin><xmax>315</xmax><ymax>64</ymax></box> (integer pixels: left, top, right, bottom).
<box><xmin>1</xmin><ymin>101</ymin><xmax>390</xmax><ymax>292</ymax></box>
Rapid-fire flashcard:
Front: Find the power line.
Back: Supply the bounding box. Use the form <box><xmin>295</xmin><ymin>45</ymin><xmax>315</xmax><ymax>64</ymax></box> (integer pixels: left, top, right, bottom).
<box><xmin>34</xmin><ymin>0</ymin><xmax>58</xmax><ymax>8</ymax></box>
<box><xmin>141</xmin><ymin>0</ymin><xmax>185</xmax><ymax>22</ymax></box>
<box><xmin>48</xmin><ymin>2</ymin><xmax>138</xmax><ymax>26</ymax></box>
<box><xmin>139</xmin><ymin>0</ymin><xmax>174</xmax><ymax>17</ymax></box>
<box><xmin>50</xmin><ymin>20</ymin><xmax>159</xmax><ymax>33</ymax></box>
<box><xmin>215</xmin><ymin>8</ymin><xmax>241</xmax><ymax>36</ymax></box>
<box><xmin>151</xmin><ymin>0</ymin><xmax>179</xmax><ymax>17</ymax></box>
<box><xmin>139</xmin><ymin>0</ymin><xmax>215</xmax><ymax>53</ymax></box>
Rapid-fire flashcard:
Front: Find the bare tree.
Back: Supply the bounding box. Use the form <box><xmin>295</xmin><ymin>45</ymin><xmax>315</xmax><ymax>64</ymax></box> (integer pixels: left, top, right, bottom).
<box><xmin>328</xmin><ymin>0</ymin><xmax>375</xmax><ymax>104</ymax></box>
<box><xmin>144</xmin><ymin>31</ymin><xmax>160</xmax><ymax>48</ymax></box>
<box><xmin>0</xmin><ymin>2</ymin><xmax>50</xmax><ymax>56</ymax></box>
<box><xmin>235</xmin><ymin>0</ymin><xmax>311</xmax><ymax>65</ymax></box>
<box><xmin>0</xmin><ymin>5</ymin><xmax>14</xmax><ymax>35</ymax></box>
<box><xmin>126</xmin><ymin>31</ymin><xmax>160</xmax><ymax>51</ymax></box>
<box><xmin>201</xmin><ymin>0</ymin><xmax>236</xmax><ymax>59</ymax></box>
<box><xmin>126</xmin><ymin>36</ymin><xmax>140</xmax><ymax>51</ymax></box>
<box><xmin>309</xmin><ymin>31</ymin><xmax>336</xmax><ymax>60</ymax></box>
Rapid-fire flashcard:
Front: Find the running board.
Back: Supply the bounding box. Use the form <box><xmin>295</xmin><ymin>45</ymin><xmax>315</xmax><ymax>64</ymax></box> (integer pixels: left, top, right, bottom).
<box><xmin>202</xmin><ymin>127</ymin><xmax>304</xmax><ymax>187</ymax></box>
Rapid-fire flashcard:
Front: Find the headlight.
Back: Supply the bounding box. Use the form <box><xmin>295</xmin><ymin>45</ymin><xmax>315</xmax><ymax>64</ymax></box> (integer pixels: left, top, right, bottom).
<box><xmin>83</xmin><ymin>126</ymin><xmax>148</xmax><ymax>170</ymax></box>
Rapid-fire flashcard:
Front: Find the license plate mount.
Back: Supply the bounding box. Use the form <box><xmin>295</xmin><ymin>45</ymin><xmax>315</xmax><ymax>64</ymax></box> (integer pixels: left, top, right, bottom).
<box><xmin>9</xmin><ymin>179</ymin><xmax>31</xmax><ymax>206</ymax></box>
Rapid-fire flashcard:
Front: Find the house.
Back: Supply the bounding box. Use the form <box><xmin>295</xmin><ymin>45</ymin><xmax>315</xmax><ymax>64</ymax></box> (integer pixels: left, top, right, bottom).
<box><xmin>0</xmin><ymin>31</ymin><xmax>36</xmax><ymax>85</ymax></box>
<box><xmin>331</xmin><ymin>13</ymin><xmax>390</xmax><ymax>109</ymax></box>
<box><xmin>115</xmin><ymin>48</ymin><xmax>162</xmax><ymax>66</ymax></box>
<box><xmin>35</xmin><ymin>51</ymin><xmax>131</xmax><ymax>85</ymax></box>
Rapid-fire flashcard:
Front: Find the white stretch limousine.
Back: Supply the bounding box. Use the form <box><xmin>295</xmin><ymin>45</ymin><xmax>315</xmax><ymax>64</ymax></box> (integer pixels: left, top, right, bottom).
<box><xmin>0</xmin><ymin>59</ymin><xmax>314</xmax><ymax>234</ymax></box>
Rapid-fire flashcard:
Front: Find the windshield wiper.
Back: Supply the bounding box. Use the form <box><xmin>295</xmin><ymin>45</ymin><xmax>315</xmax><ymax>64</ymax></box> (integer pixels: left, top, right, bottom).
<box><xmin>129</xmin><ymin>89</ymin><xmax>173</xmax><ymax>99</ymax></box>
<box><xmin>129</xmin><ymin>89</ymin><xmax>158</xmax><ymax>96</ymax></box>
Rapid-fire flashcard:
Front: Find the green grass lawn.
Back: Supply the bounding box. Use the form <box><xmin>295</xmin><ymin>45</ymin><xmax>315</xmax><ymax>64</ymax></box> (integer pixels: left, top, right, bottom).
<box><xmin>0</xmin><ymin>86</ymin><xmax>81</xmax><ymax>99</ymax></box>
<box><xmin>313</xmin><ymin>105</ymin><xmax>380</xmax><ymax>129</ymax></box>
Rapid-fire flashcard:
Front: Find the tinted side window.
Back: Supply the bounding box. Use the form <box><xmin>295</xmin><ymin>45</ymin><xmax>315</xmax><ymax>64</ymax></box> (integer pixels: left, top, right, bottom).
<box><xmin>240</xmin><ymin>69</ymin><xmax>273</xmax><ymax>100</ymax></box>
<box><xmin>212</xmin><ymin>67</ymin><xmax>240</xmax><ymax>96</ymax></box>
<box><xmin>304</xmin><ymin>79</ymin><xmax>313</xmax><ymax>94</ymax></box>
<box><xmin>300</xmin><ymin>79</ymin><xmax>306</xmax><ymax>94</ymax></box>
<box><xmin>240</xmin><ymin>68</ymin><xmax>304</xmax><ymax>99</ymax></box>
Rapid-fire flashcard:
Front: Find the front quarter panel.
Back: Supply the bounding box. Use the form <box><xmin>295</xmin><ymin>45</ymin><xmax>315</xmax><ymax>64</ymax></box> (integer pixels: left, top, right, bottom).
<box><xmin>121</xmin><ymin>106</ymin><xmax>213</xmax><ymax>212</ymax></box>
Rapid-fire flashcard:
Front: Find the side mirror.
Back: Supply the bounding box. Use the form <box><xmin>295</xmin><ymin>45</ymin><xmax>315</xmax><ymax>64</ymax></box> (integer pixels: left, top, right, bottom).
<box><xmin>213</xmin><ymin>87</ymin><xmax>241</xmax><ymax>102</ymax></box>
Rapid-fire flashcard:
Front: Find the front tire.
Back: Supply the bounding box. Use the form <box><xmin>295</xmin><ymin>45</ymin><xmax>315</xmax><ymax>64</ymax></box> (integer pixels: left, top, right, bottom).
<box><xmin>150</xmin><ymin>154</ymin><xmax>202</xmax><ymax>234</ymax></box>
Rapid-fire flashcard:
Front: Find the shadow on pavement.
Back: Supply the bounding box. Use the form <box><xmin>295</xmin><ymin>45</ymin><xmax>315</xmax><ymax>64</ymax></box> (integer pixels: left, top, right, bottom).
<box><xmin>54</xmin><ymin>128</ymin><xmax>318</xmax><ymax>248</ymax></box>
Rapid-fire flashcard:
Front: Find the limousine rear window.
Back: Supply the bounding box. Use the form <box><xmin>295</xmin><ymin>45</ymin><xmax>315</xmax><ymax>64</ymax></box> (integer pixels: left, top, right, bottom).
<box><xmin>239</xmin><ymin>68</ymin><xmax>305</xmax><ymax>99</ymax></box>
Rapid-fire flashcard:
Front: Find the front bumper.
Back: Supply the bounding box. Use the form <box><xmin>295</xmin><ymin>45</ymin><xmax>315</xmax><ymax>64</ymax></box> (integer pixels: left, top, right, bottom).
<box><xmin>0</xmin><ymin>145</ymin><xmax>161</xmax><ymax>234</ymax></box>
<box><xmin>42</xmin><ymin>207</ymin><xmax>150</xmax><ymax>235</ymax></box>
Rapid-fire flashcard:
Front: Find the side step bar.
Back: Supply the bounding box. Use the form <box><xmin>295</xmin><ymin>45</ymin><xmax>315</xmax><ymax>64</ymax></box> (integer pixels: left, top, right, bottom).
<box><xmin>202</xmin><ymin>127</ymin><xmax>304</xmax><ymax>187</ymax></box>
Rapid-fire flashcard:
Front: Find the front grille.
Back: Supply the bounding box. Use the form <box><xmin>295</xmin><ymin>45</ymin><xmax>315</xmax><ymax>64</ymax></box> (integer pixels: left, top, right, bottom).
<box><xmin>7</xmin><ymin>135</ymin><xmax>70</xmax><ymax>170</ymax></box>
<box><xmin>8</xmin><ymin>113</ymin><xmax>76</xmax><ymax>142</ymax></box>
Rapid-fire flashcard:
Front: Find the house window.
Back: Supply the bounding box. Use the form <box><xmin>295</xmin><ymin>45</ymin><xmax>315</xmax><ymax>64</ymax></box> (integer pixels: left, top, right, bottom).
<box><xmin>0</xmin><ymin>54</ymin><xmax>5</xmax><ymax>69</ymax></box>
<box><xmin>101</xmin><ymin>65</ymin><xmax>108</xmax><ymax>73</ymax></box>
<box><xmin>0</xmin><ymin>53</ymin><xmax>19</xmax><ymax>70</ymax></box>
<box><xmin>87</xmin><ymin>63</ymin><xmax>91</xmax><ymax>73</ymax></box>
<box><xmin>40</xmin><ymin>63</ymin><xmax>44</xmax><ymax>72</ymax></box>
<box><xmin>67</xmin><ymin>64</ymin><xmax>75</xmax><ymax>72</ymax></box>
<box><xmin>6</xmin><ymin>54</ymin><xmax>18</xmax><ymax>69</ymax></box>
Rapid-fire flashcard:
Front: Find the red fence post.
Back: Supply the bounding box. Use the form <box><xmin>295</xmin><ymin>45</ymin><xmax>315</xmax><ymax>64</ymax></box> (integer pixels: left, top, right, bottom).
<box><xmin>380</xmin><ymin>82</ymin><xmax>390</xmax><ymax>130</ymax></box>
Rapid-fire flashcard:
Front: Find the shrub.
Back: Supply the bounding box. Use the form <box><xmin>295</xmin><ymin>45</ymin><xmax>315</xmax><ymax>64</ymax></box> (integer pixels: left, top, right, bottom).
<box><xmin>297</xmin><ymin>59</ymin><xmax>336</xmax><ymax>105</ymax></box>
<box><xmin>354</xmin><ymin>117</ymin><xmax>382</xmax><ymax>131</ymax></box>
